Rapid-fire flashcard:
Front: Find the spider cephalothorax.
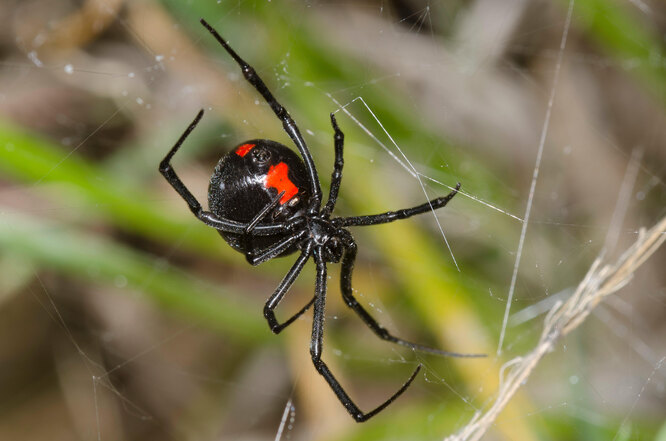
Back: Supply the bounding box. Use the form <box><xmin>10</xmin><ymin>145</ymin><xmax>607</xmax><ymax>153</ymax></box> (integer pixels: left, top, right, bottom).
<box><xmin>159</xmin><ymin>18</ymin><xmax>482</xmax><ymax>423</ymax></box>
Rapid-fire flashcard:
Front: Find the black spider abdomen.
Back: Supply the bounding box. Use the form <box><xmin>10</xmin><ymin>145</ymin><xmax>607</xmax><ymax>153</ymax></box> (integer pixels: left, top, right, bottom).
<box><xmin>208</xmin><ymin>139</ymin><xmax>310</xmax><ymax>255</ymax></box>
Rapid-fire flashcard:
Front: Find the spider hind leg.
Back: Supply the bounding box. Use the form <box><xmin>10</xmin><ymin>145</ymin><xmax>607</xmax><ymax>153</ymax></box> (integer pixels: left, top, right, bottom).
<box><xmin>311</xmin><ymin>248</ymin><xmax>421</xmax><ymax>422</ymax></box>
<box><xmin>340</xmin><ymin>235</ymin><xmax>485</xmax><ymax>358</ymax></box>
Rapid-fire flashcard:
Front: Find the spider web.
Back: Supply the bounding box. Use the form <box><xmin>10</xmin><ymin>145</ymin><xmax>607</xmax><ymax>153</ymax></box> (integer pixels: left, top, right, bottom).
<box><xmin>0</xmin><ymin>0</ymin><xmax>664</xmax><ymax>440</ymax></box>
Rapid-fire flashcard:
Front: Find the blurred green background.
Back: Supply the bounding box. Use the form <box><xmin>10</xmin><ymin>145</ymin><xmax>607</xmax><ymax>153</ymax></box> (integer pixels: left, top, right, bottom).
<box><xmin>0</xmin><ymin>0</ymin><xmax>664</xmax><ymax>440</ymax></box>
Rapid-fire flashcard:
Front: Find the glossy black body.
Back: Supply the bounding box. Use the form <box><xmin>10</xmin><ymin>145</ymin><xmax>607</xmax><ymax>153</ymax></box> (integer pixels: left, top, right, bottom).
<box><xmin>159</xmin><ymin>18</ymin><xmax>482</xmax><ymax>423</ymax></box>
<box><xmin>208</xmin><ymin>139</ymin><xmax>310</xmax><ymax>254</ymax></box>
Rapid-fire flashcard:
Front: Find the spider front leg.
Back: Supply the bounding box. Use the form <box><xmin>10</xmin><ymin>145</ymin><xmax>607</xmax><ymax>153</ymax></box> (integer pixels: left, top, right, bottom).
<box><xmin>339</xmin><ymin>233</ymin><xmax>484</xmax><ymax>358</ymax></box>
<box><xmin>310</xmin><ymin>248</ymin><xmax>421</xmax><ymax>422</ymax></box>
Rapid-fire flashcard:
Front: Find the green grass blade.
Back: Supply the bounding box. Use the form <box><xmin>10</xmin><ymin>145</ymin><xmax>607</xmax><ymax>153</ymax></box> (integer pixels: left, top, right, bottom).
<box><xmin>0</xmin><ymin>212</ymin><xmax>269</xmax><ymax>343</ymax></box>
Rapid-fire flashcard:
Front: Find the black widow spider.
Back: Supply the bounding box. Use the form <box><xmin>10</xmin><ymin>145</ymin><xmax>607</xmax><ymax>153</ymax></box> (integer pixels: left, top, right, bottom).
<box><xmin>160</xmin><ymin>18</ymin><xmax>482</xmax><ymax>422</ymax></box>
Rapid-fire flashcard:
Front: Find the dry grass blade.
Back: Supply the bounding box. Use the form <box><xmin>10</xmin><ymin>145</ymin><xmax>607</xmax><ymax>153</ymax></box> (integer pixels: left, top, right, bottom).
<box><xmin>446</xmin><ymin>215</ymin><xmax>666</xmax><ymax>441</ymax></box>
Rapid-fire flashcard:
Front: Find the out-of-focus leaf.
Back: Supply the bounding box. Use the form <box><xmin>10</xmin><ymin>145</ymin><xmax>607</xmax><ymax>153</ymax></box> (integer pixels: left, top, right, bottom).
<box><xmin>0</xmin><ymin>119</ymin><xmax>228</xmax><ymax>257</ymax></box>
<box><xmin>571</xmin><ymin>0</ymin><xmax>665</xmax><ymax>103</ymax></box>
<box><xmin>0</xmin><ymin>212</ymin><xmax>269</xmax><ymax>343</ymax></box>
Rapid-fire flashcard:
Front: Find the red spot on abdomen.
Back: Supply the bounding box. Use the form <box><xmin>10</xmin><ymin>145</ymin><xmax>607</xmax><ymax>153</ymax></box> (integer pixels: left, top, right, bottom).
<box><xmin>265</xmin><ymin>162</ymin><xmax>298</xmax><ymax>204</ymax></box>
<box><xmin>235</xmin><ymin>143</ymin><xmax>255</xmax><ymax>157</ymax></box>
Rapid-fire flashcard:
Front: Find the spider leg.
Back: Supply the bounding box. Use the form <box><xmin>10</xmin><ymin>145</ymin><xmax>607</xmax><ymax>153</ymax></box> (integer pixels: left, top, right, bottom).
<box><xmin>244</xmin><ymin>190</ymin><xmax>285</xmax><ymax>234</ymax></box>
<box><xmin>321</xmin><ymin>113</ymin><xmax>344</xmax><ymax>218</ymax></box>
<box><xmin>160</xmin><ymin>110</ymin><xmax>287</xmax><ymax>236</ymax></box>
<box><xmin>310</xmin><ymin>247</ymin><xmax>421</xmax><ymax>422</ymax></box>
<box><xmin>200</xmin><ymin>18</ymin><xmax>322</xmax><ymax>211</ymax></box>
<box><xmin>245</xmin><ymin>230</ymin><xmax>307</xmax><ymax>266</ymax></box>
<box><xmin>240</xmin><ymin>190</ymin><xmax>288</xmax><ymax>259</ymax></box>
<box><xmin>336</xmin><ymin>183</ymin><xmax>460</xmax><ymax>228</ymax></box>
<box><xmin>264</xmin><ymin>242</ymin><xmax>315</xmax><ymax>333</ymax></box>
<box><xmin>339</xmin><ymin>234</ymin><xmax>485</xmax><ymax>358</ymax></box>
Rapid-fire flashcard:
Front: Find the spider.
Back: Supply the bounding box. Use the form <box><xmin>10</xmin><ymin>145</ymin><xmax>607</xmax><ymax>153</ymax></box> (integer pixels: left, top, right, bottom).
<box><xmin>160</xmin><ymin>18</ymin><xmax>482</xmax><ymax>422</ymax></box>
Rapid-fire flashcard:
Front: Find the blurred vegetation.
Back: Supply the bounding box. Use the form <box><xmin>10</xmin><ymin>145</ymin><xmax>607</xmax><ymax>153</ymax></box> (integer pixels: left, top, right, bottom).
<box><xmin>0</xmin><ymin>0</ymin><xmax>664</xmax><ymax>440</ymax></box>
